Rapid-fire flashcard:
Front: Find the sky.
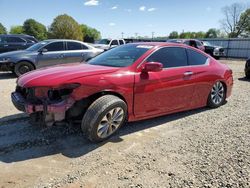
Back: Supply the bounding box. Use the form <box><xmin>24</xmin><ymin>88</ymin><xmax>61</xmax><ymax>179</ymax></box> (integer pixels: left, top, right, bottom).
<box><xmin>0</xmin><ymin>0</ymin><xmax>249</xmax><ymax>38</ymax></box>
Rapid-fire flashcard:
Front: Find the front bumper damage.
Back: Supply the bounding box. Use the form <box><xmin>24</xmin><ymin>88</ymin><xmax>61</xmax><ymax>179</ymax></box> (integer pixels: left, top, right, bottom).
<box><xmin>11</xmin><ymin>91</ymin><xmax>75</xmax><ymax>126</ymax></box>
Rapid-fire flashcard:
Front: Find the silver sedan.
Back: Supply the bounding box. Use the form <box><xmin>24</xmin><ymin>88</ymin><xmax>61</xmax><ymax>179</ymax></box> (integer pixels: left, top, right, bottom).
<box><xmin>0</xmin><ymin>39</ymin><xmax>103</xmax><ymax>76</ymax></box>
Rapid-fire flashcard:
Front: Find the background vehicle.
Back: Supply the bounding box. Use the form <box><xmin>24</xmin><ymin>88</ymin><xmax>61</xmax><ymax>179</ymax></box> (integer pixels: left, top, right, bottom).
<box><xmin>201</xmin><ymin>41</ymin><xmax>225</xmax><ymax>59</ymax></box>
<box><xmin>167</xmin><ymin>39</ymin><xmax>205</xmax><ymax>51</ymax></box>
<box><xmin>93</xmin><ymin>38</ymin><xmax>125</xmax><ymax>50</ymax></box>
<box><xmin>0</xmin><ymin>39</ymin><xmax>103</xmax><ymax>76</ymax></box>
<box><xmin>245</xmin><ymin>58</ymin><xmax>250</xmax><ymax>78</ymax></box>
<box><xmin>11</xmin><ymin>43</ymin><xmax>233</xmax><ymax>142</ymax></box>
<box><xmin>0</xmin><ymin>34</ymin><xmax>38</xmax><ymax>53</ymax></box>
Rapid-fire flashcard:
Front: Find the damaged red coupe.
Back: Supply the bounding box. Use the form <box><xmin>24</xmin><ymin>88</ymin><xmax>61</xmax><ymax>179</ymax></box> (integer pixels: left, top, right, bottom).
<box><xmin>11</xmin><ymin>43</ymin><xmax>233</xmax><ymax>142</ymax></box>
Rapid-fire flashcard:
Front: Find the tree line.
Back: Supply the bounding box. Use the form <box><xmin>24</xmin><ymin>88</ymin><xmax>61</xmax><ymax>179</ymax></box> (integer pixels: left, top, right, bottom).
<box><xmin>0</xmin><ymin>14</ymin><xmax>101</xmax><ymax>43</ymax></box>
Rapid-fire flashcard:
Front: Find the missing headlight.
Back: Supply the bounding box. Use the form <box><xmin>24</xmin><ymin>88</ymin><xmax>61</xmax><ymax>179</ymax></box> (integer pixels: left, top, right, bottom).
<box><xmin>48</xmin><ymin>88</ymin><xmax>73</xmax><ymax>101</ymax></box>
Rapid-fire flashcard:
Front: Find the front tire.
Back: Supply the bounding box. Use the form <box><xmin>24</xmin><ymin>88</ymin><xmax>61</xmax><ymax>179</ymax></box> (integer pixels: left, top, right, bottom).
<box><xmin>14</xmin><ymin>61</ymin><xmax>34</xmax><ymax>76</ymax></box>
<box><xmin>207</xmin><ymin>81</ymin><xmax>226</xmax><ymax>108</ymax></box>
<box><xmin>245</xmin><ymin>71</ymin><xmax>250</xmax><ymax>79</ymax></box>
<box><xmin>81</xmin><ymin>95</ymin><xmax>127</xmax><ymax>142</ymax></box>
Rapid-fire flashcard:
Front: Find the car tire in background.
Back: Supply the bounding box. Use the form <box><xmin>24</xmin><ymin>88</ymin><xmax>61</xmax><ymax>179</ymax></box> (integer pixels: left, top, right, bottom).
<box><xmin>14</xmin><ymin>61</ymin><xmax>35</xmax><ymax>76</ymax></box>
<box><xmin>207</xmin><ymin>81</ymin><xmax>226</xmax><ymax>108</ymax></box>
<box><xmin>81</xmin><ymin>95</ymin><xmax>127</xmax><ymax>142</ymax></box>
<box><xmin>246</xmin><ymin>71</ymin><xmax>250</xmax><ymax>79</ymax></box>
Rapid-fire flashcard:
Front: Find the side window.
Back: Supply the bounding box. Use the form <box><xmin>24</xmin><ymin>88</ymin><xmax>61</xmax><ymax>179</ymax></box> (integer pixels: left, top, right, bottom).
<box><xmin>44</xmin><ymin>42</ymin><xmax>64</xmax><ymax>52</ymax></box>
<box><xmin>81</xmin><ymin>44</ymin><xmax>89</xmax><ymax>49</ymax></box>
<box><xmin>6</xmin><ymin>37</ymin><xmax>25</xmax><ymax>43</ymax></box>
<box><xmin>196</xmin><ymin>41</ymin><xmax>203</xmax><ymax>47</ymax></box>
<box><xmin>187</xmin><ymin>49</ymin><xmax>208</xmax><ymax>66</ymax></box>
<box><xmin>111</xmin><ymin>40</ymin><xmax>118</xmax><ymax>46</ymax></box>
<box><xmin>0</xmin><ymin>37</ymin><xmax>2</xmax><ymax>43</ymax></box>
<box><xmin>147</xmin><ymin>47</ymin><xmax>188</xmax><ymax>68</ymax></box>
<box><xmin>119</xmin><ymin>40</ymin><xmax>124</xmax><ymax>45</ymax></box>
<box><xmin>67</xmin><ymin>42</ymin><xmax>82</xmax><ymax>50</ymax></box>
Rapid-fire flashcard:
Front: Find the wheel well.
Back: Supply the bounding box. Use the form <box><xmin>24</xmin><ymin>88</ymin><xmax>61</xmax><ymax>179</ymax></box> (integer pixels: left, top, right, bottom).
<box><xmin>66</xmin><ymin>91</ymin><xmax>127</xmax><ymax>121</ymax></box>
<box><xmin>16</xmin><ymin>60</ymin><xmax>35</xmax><ymax>70</ymax></box>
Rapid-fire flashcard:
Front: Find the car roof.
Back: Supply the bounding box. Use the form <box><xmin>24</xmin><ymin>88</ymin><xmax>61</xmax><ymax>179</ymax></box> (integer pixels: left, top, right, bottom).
<box><xmin>0</xmin><ymin>34</ymin><xmax>35</xmax><ymax>38</ymax></box>
<box><xmin>130</xmin><ymin>42</ymin><xmax>189</xmax><ymax>48</ymax></box>
<box><xmin>43</xmin><ymin>39</ymin><xmax>85</xmax><ymax>43</ymax></box>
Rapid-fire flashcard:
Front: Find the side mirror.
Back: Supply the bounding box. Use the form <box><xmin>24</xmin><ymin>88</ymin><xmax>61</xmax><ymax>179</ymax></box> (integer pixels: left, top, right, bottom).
<box><xmin>38</xmin><ymin>48</ymin><xmax>48</xmax><ymax>53</ymax></box>
<box><xmin>142</xmin><ymin>62</ymin><xmax>163</xmax><ymax>72</ymax></box>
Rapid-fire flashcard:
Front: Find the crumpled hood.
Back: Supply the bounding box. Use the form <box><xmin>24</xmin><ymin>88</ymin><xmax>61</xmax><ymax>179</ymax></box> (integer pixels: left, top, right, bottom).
<box><xmin>17</xmin><ymin>63</ymin><xmax>118</xmax><ymax>88</ymax></box>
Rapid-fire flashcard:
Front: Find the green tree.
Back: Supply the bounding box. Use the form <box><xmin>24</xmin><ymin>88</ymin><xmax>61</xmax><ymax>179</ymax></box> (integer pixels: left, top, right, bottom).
<box><xmin>205</xmin><ymin>28</ymin><xmax>219</xmax><ymax>38</ymax></box>
<box><xmin>168</xmin><ymin>31</ymin><xmax>179</xmax><ymax>39</ymax></box>
<box><xmin>238</xmin><ymin>8</ymin><xmax>250</xmax><ymax>36</ymax></box>
<box><xmin>195</xmin><ymin>31</ymin><xmax>206</xmax><ymax>38</ymax></box>
<box><xmin>0</xmin><ymin>23</ymin><xmax>7</xmax><ymax>34</ymax></box>
<box><xmin>80</xmin><ymin>24</ymin><xmax>101</xmax><ymax>43</ymax></box>
<box><xmin>49</xmin><ymin>14</ymin><xmax>83</xmax><ymax>40</ymax></box>
<box><xmin>23</xmin><ymin>19</ymin><xmax>47</xmax><ymax>40</ymax></box>
<box><xmin>10</xmin><ymin>25</ymin><xmax>24</xmax><ymax>34</ymax></box>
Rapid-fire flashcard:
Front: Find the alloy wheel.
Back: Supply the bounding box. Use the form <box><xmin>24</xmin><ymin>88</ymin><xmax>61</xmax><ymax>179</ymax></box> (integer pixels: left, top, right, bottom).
<box><xmin>97</xmin><ymin>107</ymin><xmax>124</xmax><ymax>138</ymax></box>
<box><xmin>211</xmin><ymin>82</ymin><xmax>224</xmax><ymax>105</ymax></box>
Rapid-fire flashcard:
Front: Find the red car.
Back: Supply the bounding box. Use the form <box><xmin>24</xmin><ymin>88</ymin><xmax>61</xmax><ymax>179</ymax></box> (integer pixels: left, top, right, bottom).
<box><xmin>11</xmin><ymin>43</ymin><xmax>233</xmax><ymax>142</ymax></box>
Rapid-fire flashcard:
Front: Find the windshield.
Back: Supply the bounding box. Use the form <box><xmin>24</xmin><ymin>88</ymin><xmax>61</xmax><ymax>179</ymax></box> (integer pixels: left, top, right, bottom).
<box><xmin>26</xmin><ymin>41</ymin><xmax>50</xmax><ymax>51</ymax></box>
<box><xmin>97</xmin><ymin>39</ymin><xmax>111</xmax><ymax>45</ymax></box>
<box><xmin>203</xmin><ymin>41</ymin><xmax>211</xmax><ymax>46</ymax></box>
<box><xmin>88</xmin><ymin>44</ymin><xmax>153</xmax><ymax>67</ymax></box>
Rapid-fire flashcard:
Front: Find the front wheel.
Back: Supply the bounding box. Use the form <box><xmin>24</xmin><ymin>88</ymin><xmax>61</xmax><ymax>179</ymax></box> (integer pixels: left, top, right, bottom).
<box><xmin>207</xmin><ymin>81</ymin><xmax>226</xmax><ymax>108</ymax></box>
<box><xmin>14</xmin><ymin>61</ymin><xmax>34</xmax><ymax>76</ymax></box>
<box><xmin>81</xmin><ymin>95</ymin><xmax>127</xmax><ymax>142</ymax></box>
<box><xmin>246</xmin><ymin>71</ymin><xmax>250</xmax><ymax>79</ymax></box>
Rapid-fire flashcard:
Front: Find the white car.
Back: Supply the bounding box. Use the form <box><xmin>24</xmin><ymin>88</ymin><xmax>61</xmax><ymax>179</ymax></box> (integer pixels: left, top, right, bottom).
<box><xmin>93</xmin><ymin>39</ymin><xmax>125</xmax><ymax>50</ymax></box>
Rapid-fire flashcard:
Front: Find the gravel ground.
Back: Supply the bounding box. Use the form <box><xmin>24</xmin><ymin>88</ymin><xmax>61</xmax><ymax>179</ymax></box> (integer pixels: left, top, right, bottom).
<box><xmin>0</xmin><ymin>60</ymin><xmax>249</xmax><ymax>188</ymax></box>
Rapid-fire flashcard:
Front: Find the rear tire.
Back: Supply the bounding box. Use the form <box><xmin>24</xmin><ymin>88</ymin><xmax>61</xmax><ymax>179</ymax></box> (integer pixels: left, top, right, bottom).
<box><xmin>207</xmin><ymin>81</ymin><xmax>226</xmax><ymax>108</ymax></box>
<box><xmin>14</xmin><ymin>61</ymin><xmax>34</xmax><ymax>76</ymax></box>
<box><xmin>245</xmin><ymin>71</ymin><xmax>250</xmax><ymax>79</ymax></box>
<box><xmin>81</xmin><ymin>95</ymin><xmax>127</xmax><ymax>142</ymax></box>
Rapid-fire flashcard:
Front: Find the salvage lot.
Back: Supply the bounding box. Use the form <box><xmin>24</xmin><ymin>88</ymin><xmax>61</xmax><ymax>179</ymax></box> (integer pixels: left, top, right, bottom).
<box><xmin>0</xmin><ymin>60</ymin><xmax>249</xmax><ymax>187</ymax></box>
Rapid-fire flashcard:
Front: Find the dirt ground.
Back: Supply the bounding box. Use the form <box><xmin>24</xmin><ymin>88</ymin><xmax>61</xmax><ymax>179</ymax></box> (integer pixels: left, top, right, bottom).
<box><xmin>0</xmin><ymin>60</ymin><xmax>249</xmax><ymax>188</ymax></box>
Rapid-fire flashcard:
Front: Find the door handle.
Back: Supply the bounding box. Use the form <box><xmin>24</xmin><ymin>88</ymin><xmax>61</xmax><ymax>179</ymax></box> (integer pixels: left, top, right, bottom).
<box><xmin>184</xmin><ymin>71</ymin><xmax>193</xmax><ymax>76</ymax></box>
<box><xmin>58</xmin><ymin>54</ymin><xmax>64</xmax><ymax>58</ymax></box>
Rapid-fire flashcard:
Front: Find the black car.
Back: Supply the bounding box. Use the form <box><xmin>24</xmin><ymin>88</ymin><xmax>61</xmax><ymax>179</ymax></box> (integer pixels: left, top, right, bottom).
<box><xmin>245</xmin><ymin>58</ymin><xmax>250</xmax><ymax>78</ymax></box>
<box><xmin>0</xmin><ymin>34</ymin><xmax>38</xmax><ymax>54</ymax></box>
<box><xmin>201</xmin><ymin>41</ymin><xmax>225</xmax><ymax>59</ymax></box>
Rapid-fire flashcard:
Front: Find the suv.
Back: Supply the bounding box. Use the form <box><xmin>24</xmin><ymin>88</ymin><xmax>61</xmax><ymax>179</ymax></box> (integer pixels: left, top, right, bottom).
<box><xmin>167</xmin><ymin>39</ymin><xmax>205</xmax><ymax>52</ymax></box>
<box><xmin>93</xmin><ymin>39</ymin><xmax>125</xmax><ymax>50</ymax></box>
<box><xmin>0</xmin><ymin>34</ymin><xmax>38</xmax><ymax>53</ymax></box>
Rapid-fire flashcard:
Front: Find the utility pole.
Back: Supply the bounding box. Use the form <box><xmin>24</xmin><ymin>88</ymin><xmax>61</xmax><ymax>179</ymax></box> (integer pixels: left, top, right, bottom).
<box><xmin>121</xmin><ymin>32</ymin><xmax>124</xmax><ymax>38</ymax></box>
<box><xmin>151</xmin><ymin>32</ymin><xmax>155</xmax><ymax>40</ymax></box>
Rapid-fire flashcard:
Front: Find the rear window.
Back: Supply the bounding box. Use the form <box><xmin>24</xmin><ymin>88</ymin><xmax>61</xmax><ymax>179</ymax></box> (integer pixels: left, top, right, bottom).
<box><xmin>119</xmin><ymin>40</ymin><xmax>124</xmax><ymax>45</ymax></box>
<box><xmin>187</xmin><ymin>49</ymin><xmax>208</xmax><ymax>65</ymax></box>
<box><xmin>67</xmin><ymin>42</ymin><xmax>82</xmax><ymax>50</ymax></box>
<box><xmin>6</xmin><ymin>36</ymin><xmax>25</xmax><ymax>43</ymax></box>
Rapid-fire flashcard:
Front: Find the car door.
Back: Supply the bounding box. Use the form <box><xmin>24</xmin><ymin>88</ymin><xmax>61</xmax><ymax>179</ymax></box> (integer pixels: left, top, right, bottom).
<box><xmin>64</xmin><ymin>41</ymin><xmax>90</xmax><ymax>63</ymax></box>
<box><xmin>134</xmin><ymin>47</ymin><xmax>196</xmax><ymax>118</ymax></box>
<box><xmin>36</xmin><ymin>41</ymin><xmax>66</xmax><ymax>68</ymax></box>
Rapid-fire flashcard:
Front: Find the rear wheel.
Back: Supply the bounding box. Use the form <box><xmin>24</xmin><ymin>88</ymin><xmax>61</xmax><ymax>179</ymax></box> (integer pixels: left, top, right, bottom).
<box><xmin>207</xmin><ymin>81</ymin><xmax>226</xmax><ymax>108</ymax></box>
<box><xmin>245</xmin><ymin>71</ymin><xmax>250</xmax><ymax>79</ymax></box>
<box><xmin>81</xmin><ymin>95</ymin><xmax>127</xmax><ymax>142</ymax></box>
<box><xmin>14</xmin><ymin>61</ymin><xmax>34</xmax><ymax>76</ymax></box>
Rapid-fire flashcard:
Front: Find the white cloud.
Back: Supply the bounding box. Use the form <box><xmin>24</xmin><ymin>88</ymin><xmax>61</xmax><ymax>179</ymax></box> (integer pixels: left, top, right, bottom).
<box><xmin>84</xmin><ymin>0</ymin><xmax>99</xmax><ymax>6</ymax></box>
<box><xmin>109</xmin><ymin>22</ymin><xmax>116</xmax><ymax>26</ymax></box>
<box><xmin>111</xmin><ymin>6</ymin><xmax>118</xmax><ymax>10</ymax></box>
<box><xmin>139</xmin><ymin>6</ymin><xmax>146</xmax><ymax>11</ymax></box>
<box><xmin>148</xmin><ymin>8</ymin><xmax>156</xmax><ymax>12</ymax></box>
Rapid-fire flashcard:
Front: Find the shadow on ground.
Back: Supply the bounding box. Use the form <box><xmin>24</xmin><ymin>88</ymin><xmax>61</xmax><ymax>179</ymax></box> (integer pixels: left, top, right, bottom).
<box><xmin>0</xmin><ymin>107</ymin><xmax>210</xmax><ymax>163</ymax></box>
<box><xmin>238</xmin><ymin>77</ymin><xmax>250</xmax><ymax>82</ymax></box>
<box><xmin>0</xmin><ymin>72</ymin><xmax>16</xmax><ymax>80</ymax></box>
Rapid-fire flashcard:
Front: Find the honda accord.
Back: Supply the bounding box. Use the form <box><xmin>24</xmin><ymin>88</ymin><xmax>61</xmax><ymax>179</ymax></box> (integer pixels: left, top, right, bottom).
<box><xmin>11</xmin><ymin>43</ymin><xmax>233</xmax><ymax>142</ymax></box>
